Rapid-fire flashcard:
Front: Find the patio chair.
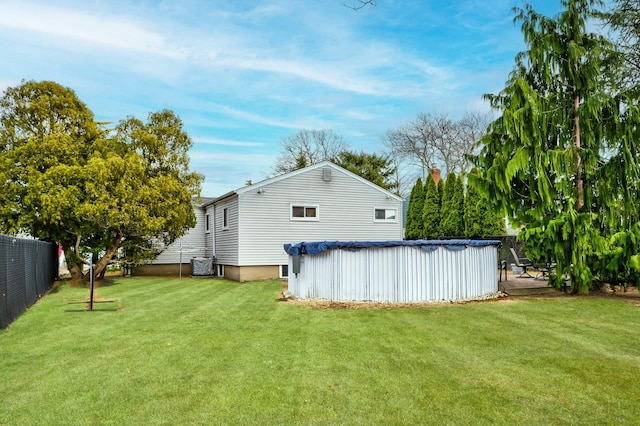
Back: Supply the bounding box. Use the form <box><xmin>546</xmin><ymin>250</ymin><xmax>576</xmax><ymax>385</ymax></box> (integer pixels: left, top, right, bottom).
<box><xmin>509</xmin><ymin>247</ymin><xmax>535</xmax><ymax>278</ymax></box>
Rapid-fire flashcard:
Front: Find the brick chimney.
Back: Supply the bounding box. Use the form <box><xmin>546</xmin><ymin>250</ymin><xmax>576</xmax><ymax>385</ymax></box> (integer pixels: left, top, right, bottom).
<box><xmin>429</xmin><ymin>167</ymin><xmax>441</xmax><ymax>185</ymax></box>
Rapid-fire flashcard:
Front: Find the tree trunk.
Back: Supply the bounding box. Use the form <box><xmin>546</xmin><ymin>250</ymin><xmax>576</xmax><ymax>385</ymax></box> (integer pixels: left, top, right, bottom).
<box><xmin>572</xmin><ymin>91</ymin><xmax>583</xmax><ymax>295</ymax></box>
<box><xmin>63</xmin><ymin>246</ymin><xmax>85</xmax><ymax>282</ymax></box>
<box><xmin>574</xmin><ymin>92</ymin><xmax>583</xmax><ymax>211</ymax></box>
<box><xmin>91</xmin><ymin>232</ymin><xmax>123</xmax><ymax>280</ymax></box>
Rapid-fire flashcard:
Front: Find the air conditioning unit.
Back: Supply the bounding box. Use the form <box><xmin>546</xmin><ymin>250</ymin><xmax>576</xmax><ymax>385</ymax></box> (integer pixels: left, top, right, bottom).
<box><xmin>190</xmin><ymin>257</ymin><xmax>213</xmax><ymax>276</ymax></box>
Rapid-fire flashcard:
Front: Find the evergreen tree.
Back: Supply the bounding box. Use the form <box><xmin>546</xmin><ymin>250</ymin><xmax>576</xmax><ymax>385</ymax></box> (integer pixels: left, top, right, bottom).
<box><xmin>481</xmin><ymin>197</ymin><xmax>507</xmax><ymax>237</ymax></box>
<box><xmin>464</xmin><ymin>177</ymin><xmax>484</xmax><ymax>238</ymax></box>
<box><xmin>475</xmin><ymin>0</ymin><xmax>635</xmax><ymax>292</ymax></box>
<box><xmin>404</xmin><ymin>178</ymin><xmax>425</xmax><ymax>239</ymax></box>
<box><xmin>334</xmin><ymin>150</ymin><xmax>399</xmax><ymax>193</ymax></box>
<box><xmin>465</xmin><ymin>169</ymin><xmax>506</xmax><ymax>237</ymax></box>
<box><xmin>439</xmin><ymin>172</ymin><xmax>464</xmax><ymax>236</ymax></box>
<box><xmin>422</xmin><ymin>173</ymin><xmax>441</xmax><ymax>238</ymax></box>
<box><xmin>454</xmin><ymin>174</ymin><xmax>466</xmax><ymax>235</ymax></box>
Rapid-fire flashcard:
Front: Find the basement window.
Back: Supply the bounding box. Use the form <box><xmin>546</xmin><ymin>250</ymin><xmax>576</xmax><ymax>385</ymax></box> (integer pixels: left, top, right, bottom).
<box><xmin>280</xmin><ymin>264</ymin><xmax>289</xmax><ymax>279</ymax></box>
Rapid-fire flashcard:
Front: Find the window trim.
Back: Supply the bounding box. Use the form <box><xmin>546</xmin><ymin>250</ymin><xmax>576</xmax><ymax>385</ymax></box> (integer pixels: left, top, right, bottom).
<box><xmin>222</xmin><ymin>207</ymin><xmax>229</xmax><ymax>230</ymax></box>
<box><xmin>205</xmin><ymin>213</ymin><xmax>210</xmax><ymax>233</ymax></box>
<box><xmin>373</xmin><ymin>207</ymin><xmax>398</xmax><ymax>223</ymax></box>
<box><xmin>290</xmin><ymin>204</ymin><xmax>319</xmax><ymax>221</ymax></box>
<box><xmin>280</xmin><ymin>264</ymin><xmax>289</xmax><ymax>279</ymax></box>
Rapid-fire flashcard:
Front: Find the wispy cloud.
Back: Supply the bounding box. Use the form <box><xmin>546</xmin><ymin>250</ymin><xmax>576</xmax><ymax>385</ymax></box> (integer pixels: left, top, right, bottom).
<box><xmin>195</xmin><ymin>101</ymin><xmax>334</xmax><ymax>131</ymax></box>
<box><xmin>0</xmin><ymin>1</ymin><xmax>452</xmax><ymax>100</ymax></box>
<box><xmin>0</xmin><ymin>0</ymin><xmax>564</xmax><ymax>196</ymax></box>
<box><xmin>190</xmin><ymin>151</ymin><xmax>276</xmax><ymax>166</ymax></box>
<box><xmin>0</xmin><ymin>2</ymin><xmax>184</xmax><ymax>58</ymax></box>
<box><xmin>193</xmin><ymin>137</ymin><xmax>264</xmax><ymax>147</ymax></box>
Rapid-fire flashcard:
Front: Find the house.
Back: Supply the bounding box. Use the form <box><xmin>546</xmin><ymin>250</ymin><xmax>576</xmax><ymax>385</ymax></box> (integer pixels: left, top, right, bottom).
<box><xmin>132</xmin><ymin>197</ymin><xmax>214</xmax><ymax>276</ymax></box>
<box><xmin>136</xmin><ymin>161</ymin><xmax>404</xmax><ymax>281</ymax></box>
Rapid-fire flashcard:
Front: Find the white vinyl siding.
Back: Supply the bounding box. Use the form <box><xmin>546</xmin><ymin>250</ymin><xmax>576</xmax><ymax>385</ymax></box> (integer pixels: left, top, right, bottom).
<box><xmin>222</xmin><ymin>207</ymin><xmax>229</xmax><ymax>229</ymax></box>
<box><xmin>236</xmin><ymin>165</ymin><xmax>402</xmax><ymax>266</ymax></box>
<box><xmin>215</xmin><ymin>196</ymin><xmax>239</xmax><ymax>265</ymax></box>
<box><xmin>204</xmin><ymin>204</ymin><xmax>215</xmax><ymax>258</ymax></box>
<box><xmin>153</xmin><ymin>206</ymin><xmax>207</xmax><ymax>264</ymax></box>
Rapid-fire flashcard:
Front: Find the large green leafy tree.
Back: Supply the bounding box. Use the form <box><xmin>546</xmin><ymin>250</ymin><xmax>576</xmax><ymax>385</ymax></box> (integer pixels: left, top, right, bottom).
<box><xmin>422</xmin><ymin>173</ymin><xmax>441</xmax><ymax>238</ymax></box>
<box><xmin>439</xmin><ymin>172</ymin><xmax>465</xmax><ymax>237</ymax></box>
<box><xmin>404</xmin><ymin>178</ymin><xmax>425</xmax><ymax>239</ymax></box>
<box><xmin>0</xmin><ymin>81</ymin><xmax>100</xmax><ymax>279</ymax></box>
<box><xmin>475</xmin><ymin>1</ymin><xmax>638</xmax><ymax>293</ymax></box>
<box><xmin>0</xmin><ymin>80</ymin><xmax>201</xmax><ymax>281</ymax></box>
<box><xmin>85</xmin><ymin>111</ymin><xmax>202</xmax><ymax>279</ymax></box>
<box><xmin>600</xmin><ymin>0</ymin><xmax>640</xmax><ymax>284</ymax></box>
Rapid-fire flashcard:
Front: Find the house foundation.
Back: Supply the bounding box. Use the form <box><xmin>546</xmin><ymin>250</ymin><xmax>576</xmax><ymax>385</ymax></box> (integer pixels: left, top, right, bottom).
<box><xmin>222</xmin><ymin>265</ymin><xmax>281</xmax><ymax>282</ymax></box>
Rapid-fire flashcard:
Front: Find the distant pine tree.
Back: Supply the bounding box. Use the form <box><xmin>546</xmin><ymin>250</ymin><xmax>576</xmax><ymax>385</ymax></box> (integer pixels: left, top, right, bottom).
<box><xmin>439</xmin><ymin>172</ymin><xmax>456</xmax><ymax>237</ymax></box>
<box><xmin>423</xmin><ymin>173</ymin><xmax>441</xmax><ymax>238</ymax></box>
<box><xmin>465</xmin><ymin>169</ymin><xmax>506</xmax><ymax>237</ymax></box>
<box><xmin>482</xmin><ymin>199</ymin><xmax>506</xmax><ymax>237</ymax></box>
<box><xmin>439</xmin><ymin>173</ymin><xmax>465</xmax><ymax>237</ymax></box>
<box><xmin>454</xmin><ymin>174</ymin><xmax>466</xmax><ymax>235</ymax></box>
<box><xmin>464</xmin><ymin>175</ymin><xmax>484</xmax><ymax>237</ymax></box>
<box><xmin>405</xmin><ymin>178</ymin><xmax>425</xmax><ymax>239</ymax></box>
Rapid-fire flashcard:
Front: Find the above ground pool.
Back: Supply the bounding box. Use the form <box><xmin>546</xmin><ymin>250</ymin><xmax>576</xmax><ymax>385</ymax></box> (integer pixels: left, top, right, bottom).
<box><xmin>284</xmin><ymin>239</ymin><xmax>501</xmax><ymax>303</ymax></box>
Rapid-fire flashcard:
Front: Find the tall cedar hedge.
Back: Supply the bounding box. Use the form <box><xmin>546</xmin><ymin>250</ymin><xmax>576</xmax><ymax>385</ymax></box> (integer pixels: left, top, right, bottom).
<box><xmin>422</xmin><ymin>173</ymin><xmax>441</xmax><ymax>238</ymax></box>
<box><xmin>439</xmin><ymin>172</ymin><xmax>465</xmax><ymax>237</ymax></box>
<box><xmin>405</xmin><ymin>178</ymin><xmax>425</xmax><ymax>239</ymax></box>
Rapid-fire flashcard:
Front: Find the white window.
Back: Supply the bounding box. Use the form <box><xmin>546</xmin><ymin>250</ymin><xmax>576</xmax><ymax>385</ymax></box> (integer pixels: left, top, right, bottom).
<box><xmin>280</xmin><ymin>264</ymin><xmax>288</xmax><ymax>279</ymax></box>
<box><xmin>205</xmin><ymin>213</ymin><xmax>210</xmax><ymax>233</ymax></box>
<box><xmin>374</xmin><ymin>208</ymin><xmax>397</xmax><ymax>222</ymax></box>
<box><xmin>222</xmin><ymin>208</ymin><xmax>228</xmax><ymax>229</ymax></box>
<box><xmin>217</xmin><ymin>264</ymin><xmax>224</xmax><ymax>277</ymax></box>
<box><xmin>290</xmin><ymin>204</ymin><xmax>319</xmax><ymax>221</ymax></box>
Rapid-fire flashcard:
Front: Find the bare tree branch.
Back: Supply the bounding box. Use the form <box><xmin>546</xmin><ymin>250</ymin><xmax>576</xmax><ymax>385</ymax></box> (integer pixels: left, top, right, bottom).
<box><xmin>456</xmin><ymin>111</ymin><xmax>493</xmax><ymax>174</ymax></box>
<box><xmin>271</xmin><ymin>129</ymin><xmax>350</xmax><ymax>175</ymax></box>
<box><xmin>344</xmin><ymin>0</ymin><xmax>376</xmax><ymax>11</ymax></box>
<box><xmin>383</xmin><ymin>111</ymin><xmax>492</xmax><ymax>178</ymax></box>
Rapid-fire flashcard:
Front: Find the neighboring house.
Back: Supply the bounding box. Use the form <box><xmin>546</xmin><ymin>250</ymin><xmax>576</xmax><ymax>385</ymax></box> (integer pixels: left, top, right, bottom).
<box><xmin>137</xmin><ymin>161</ymin><xmax>404</xmax><ymax>281</ymax></box>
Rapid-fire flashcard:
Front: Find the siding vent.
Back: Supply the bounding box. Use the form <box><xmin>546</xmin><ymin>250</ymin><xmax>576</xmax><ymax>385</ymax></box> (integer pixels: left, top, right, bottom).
<box><xmin>322</xmin><ymin>168</ymin><xmax>332</xmax><ymax>182</ymax></box>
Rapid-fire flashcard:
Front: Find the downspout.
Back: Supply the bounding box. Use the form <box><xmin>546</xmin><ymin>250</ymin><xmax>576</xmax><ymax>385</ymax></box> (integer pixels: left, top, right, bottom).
<box><xmin>211</xmin><ymin>204</ymin><xmax>216</xmax><ymax>274</ymax></box>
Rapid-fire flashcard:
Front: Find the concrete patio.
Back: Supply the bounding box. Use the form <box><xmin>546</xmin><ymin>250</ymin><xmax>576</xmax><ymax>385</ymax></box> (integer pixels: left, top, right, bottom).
<box><xmin>498</xmin><ymin>270</ymin><xmax>567</xmax><ymax>296</ymax></box>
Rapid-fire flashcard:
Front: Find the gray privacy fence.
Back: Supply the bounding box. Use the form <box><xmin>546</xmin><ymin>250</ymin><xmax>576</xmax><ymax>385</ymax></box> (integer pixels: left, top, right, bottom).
<box><xmin>0</xmin><ymin>235</ymin><xmax>58</xmax><ymax>329</ymax></box>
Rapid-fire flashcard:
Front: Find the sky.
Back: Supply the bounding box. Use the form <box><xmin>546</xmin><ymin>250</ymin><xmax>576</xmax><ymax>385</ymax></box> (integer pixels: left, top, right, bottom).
<box><xmin>0</xmin><ymin>0</ymin><xmax>571</xmax><ymax>196</ymax></box>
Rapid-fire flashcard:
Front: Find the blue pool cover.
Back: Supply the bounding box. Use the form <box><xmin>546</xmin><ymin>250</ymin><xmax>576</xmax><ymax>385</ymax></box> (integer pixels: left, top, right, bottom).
<box><xmin>284</xmin><ymin>239</ymin><xmax>501</xmax><ymax>256</ymax></box>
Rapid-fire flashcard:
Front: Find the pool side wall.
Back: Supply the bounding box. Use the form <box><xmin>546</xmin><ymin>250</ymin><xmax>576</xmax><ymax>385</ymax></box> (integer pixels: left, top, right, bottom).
<box><xmin>287</xmin><ymin>245</ymin><xmax>498</xmax><ymax>302</ymax></box>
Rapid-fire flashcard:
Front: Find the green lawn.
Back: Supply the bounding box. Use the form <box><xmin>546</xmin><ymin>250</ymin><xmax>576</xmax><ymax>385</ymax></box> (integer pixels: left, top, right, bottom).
<box><xmin>1</xmin><ymin>277</ymin><xmax>639</xmax><ymax>425</ymax></box>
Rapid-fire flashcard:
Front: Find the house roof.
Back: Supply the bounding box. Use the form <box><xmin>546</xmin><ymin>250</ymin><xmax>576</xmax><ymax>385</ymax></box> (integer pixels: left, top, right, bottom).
<box><xmin>202</xmin><ymin>161</ymin><xmax>403</xmax><ymax>207</ymax></box>
<box><xmin>194</xmin><ymin>197</ymin><xmax>216</xmax><ymax>207</ymax></box>
<box><xmin>198</xmin><ymin>197</ymin><xmax>215</xmax><ymax>206</ymax></box>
